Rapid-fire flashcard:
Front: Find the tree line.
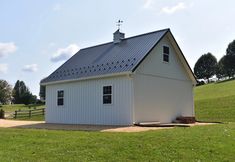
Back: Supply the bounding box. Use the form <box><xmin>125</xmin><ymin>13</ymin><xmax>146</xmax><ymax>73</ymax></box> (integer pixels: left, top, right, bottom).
<box><xmin>0</xmin><ymin>80</ymin><xmax>39</xmax><ymax>105</ymax></box>
<box><xmin>194</xmin><ymin>40</ymin><xmax>235</xmax><ymax>82</ymax></box>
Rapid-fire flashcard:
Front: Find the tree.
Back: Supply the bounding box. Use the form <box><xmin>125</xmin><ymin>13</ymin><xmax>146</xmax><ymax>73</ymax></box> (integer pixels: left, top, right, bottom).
<box><xmin>216</xmin><ymin>56</ymin><xmax>226</xmax><ymax>80</ymax></box>
<box><xmin>21</xmin><ymin>92</ymin><xmax>37</xmax><ymax>105</ymax></box>
<box><xmin>12</xmin><ymin>80</ymin><xmax>36</xmax><ymax>105</ymax></box>
<box><xmin>39</xmin><ymin>85</ymin><xmax>46</xmax><ymax>101</ymax></box>
<box><xmin>0</xmin><ymin>80</ymin><xmax>12</xmax><ymax>104</ymax></box>
<box><xmin>224</xmin><ymin>40</ymin><xmax>235</xmax><ymax>77</ymax></box>
<box><xmin>194</xmin><ymin>53</ymin><xmax>217</xmax><ymax>81</ymax></box>
<box><xmin>226</xmin><ymin>40</ymin><xmax>235</xmax><ymax>56</ymax></box>
<box><xmin>222</xmin><ymin>55</ymin><xmax>235</xmax><ymax>78</ymax></box>
<box><xmin>12</xmin><ymin>80</ymin><xmax>28</xmax><ymax>104</ymax></box>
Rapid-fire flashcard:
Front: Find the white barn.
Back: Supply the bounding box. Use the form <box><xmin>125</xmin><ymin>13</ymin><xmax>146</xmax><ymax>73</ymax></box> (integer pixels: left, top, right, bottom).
<box><xmin>40</xmin><ymin>28</ymin><xmax>197</xmax><ymax>125</ymax></box>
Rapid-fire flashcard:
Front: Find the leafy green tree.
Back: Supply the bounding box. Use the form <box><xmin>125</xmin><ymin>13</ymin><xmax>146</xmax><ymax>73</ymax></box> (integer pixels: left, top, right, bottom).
<box><xmin>0</xmin><ymin>80</ymin><xmax>12</xmax><ymax>104</ymax></box>
<box><xmin>216</xmin><ymin>56</ymin><xmax>226</xmax><ymax>80</ymax></box>
<box><xmin>12</xmin><ymin>80</ymin><xmax>37</xmax><ymax>105</ymax></box>
<box><xmin>226</xmin><ymin>40</ymin><xmax>235</xmax><ymax>56</ymax></box>
<box><xmin>12</xmin><ymin>80</ymin><xmax>28</xmax><ymax>104</ymax></box>
<box><xmin>222</xmin><ymin>55</ymin><xmax>235</xmax><ymax>78</ymax></box>
<box><xmin>21</xmin><ymin>92</ymin><xmax>37</xmax><ymax>105</ymax></box>
<box><xmin>224</xmin><ymin>40</ymin><xmax>235</xmax><ymax>77</ymax></box>
<box><xmin>194</xmin><ymin>53</ymin><xmax>217</xmax><ymax>81</ymax></box>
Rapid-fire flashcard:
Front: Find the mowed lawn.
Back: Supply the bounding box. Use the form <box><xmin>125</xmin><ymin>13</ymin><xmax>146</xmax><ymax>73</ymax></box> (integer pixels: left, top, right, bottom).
<box><xmin>1</xmin><ymin>104</ymin><xmax>45</xmax><ymax>112</ymax></box>
<box><xmin>0</xmin><ymin>80</ymin><xmax>234</xmax><ymax>161</ymax></box>
<box><xmin>195</xmin><ymin>80</ymin><xmax>235</xmax><ymax>122</ymax></box>
<box><xmin>1</xmin><ymin>104</ymin><xmax>45</xmax><ymax>121</ymax></box>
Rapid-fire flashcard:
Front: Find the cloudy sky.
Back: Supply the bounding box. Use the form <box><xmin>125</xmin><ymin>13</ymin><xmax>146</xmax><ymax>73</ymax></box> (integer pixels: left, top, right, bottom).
<box><xmin>1</xmin><ymin>0</ymin><xmax>235</xmax><ymax>96</ymax></box>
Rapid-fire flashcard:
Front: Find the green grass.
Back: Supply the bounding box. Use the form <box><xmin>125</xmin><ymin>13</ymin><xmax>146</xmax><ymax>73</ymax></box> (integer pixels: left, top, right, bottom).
<box><xmin>0</xmin><ymin>123</ymin><xmax>234</xmax><ymax>162</ymax></box>
<box><xmin>1</xmin><ymin>104</ymin><xmax>45</xmax><ymax>113</ymax></box>
<box><xmin>195</xmin><ymin>80</ymin><xmax>235</xmax><ymax>122</ymax></box>
<box><xmin>0</xmin><ymin>80</ymin><xmax>234</xmax><ymax>161</ymax></box>
<box><xmin>0</xmin><ymin>104</ymin><xmax>45</xmax><ymax>121</ymax></box>
<box><xmin>13</xmin><ymin>114</ymin><xmax>45</xmax><ymax>121</ymax></box>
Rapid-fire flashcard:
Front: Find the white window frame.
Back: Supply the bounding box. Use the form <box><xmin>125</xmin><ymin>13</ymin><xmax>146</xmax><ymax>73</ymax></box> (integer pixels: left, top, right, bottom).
<box><xmin>102</xmin><ymin>85</ymin><xmax>113</xmax><ymax>105</ymax></box>
<box><xmin>163</xmin><ymin>45</ymin><xmax>170</xmax><ymax>63</ymax></box>
<box><xmin>57</xmin><ymin>90</ymin><xmax>64</xmax><ymax>106</ymax></box>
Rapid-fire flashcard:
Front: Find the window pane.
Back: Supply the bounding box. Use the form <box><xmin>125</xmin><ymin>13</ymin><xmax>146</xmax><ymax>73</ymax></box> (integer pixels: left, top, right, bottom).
<box><xmin>103</xmin><ymin>95</ymin><xmax>112</xmax><ymax>104</ymax></box>
<box><xmin>58</xmin><ymin>90</ymin><xmax>64</xmax><ymax>97</ymax></box>
<box><xmin>163</xmin><ymin>54</ymin><xmax>169</xmax><ymax>62</ymax></box>
<box><xmin>103</xmin><ymin>86</ymin><xmax>112</xmax><ymax>95</ymax></box>
<box><xmin>163</xmin><ymin>46</ymin><xmax>169</xmax><ymax>54</ymax></box>
<box><xmin>57</xmin><ymin>98</ymin><xmax>64</xmax><ymax>106</ymax></box>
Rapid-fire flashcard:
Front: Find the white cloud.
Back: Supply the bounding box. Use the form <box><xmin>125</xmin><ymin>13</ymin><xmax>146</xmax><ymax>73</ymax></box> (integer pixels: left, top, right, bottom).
<box><xmin>0</xmin><ymin>64</ymin><xmax>8</xmax><ymax>74</ymax></box>
<box><xmin>143</xmin><ymin>0</ymin><xmax>155</xmax><ymax>9</ymax></box>
<box><xmin>53</xmin><ymin>4</ymin><xmax>62</xmax><ymax>11</ymax></box>
<box><xmin>22</xmin><ymin>64</ymin><xmax>38</xmax><ymax>72</ymax></box>
<box><xmin>0</xmin><ymin>42</ymin><xmax>17</xmax><ymax>57</ymax></box>
<box><xmin>51</xmin><ymin>44</ymin><xmax>79</xmax><ymax>62</ymax></box>
<box><xmin>161</xmin><ymin>2</ymin><xmax>187</xmax><ymax>14</ymax></box>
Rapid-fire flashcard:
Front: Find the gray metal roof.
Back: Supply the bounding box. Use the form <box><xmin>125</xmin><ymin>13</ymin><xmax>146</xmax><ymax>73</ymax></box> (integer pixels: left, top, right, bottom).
<box><xmin>41</xmin><ymin>28</ymin><xmax>169</xmax><ymax>84</ymax></box>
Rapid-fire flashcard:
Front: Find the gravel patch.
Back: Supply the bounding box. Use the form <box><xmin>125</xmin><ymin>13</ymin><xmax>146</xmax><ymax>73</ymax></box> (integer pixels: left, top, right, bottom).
<box><xmin>0</xmin><ymin>119</ymin><xmax>217</xmax><ymax>132</ymax></box>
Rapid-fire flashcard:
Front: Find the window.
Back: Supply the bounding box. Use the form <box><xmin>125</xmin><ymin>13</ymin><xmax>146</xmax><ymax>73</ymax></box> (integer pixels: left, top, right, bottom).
<box><xmin>163</xmin><ymin>46</ymin><xmax>169</xmax><ymax>63</ymax></box>
<box><xmin>103</xmin><ymin>86</ymin><xmax>112</xmax><ymax>104</ymax></box>
<box><xmin>57</xmin><ymin>90</ymin><xmax>64</xmax><ymax>106</ymax></box>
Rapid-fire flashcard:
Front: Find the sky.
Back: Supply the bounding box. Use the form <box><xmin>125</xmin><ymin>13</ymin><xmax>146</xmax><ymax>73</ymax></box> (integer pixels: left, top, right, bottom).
<box><xmin>0</xmin><ymin>0</ymin><xmax>235</xmax><ymax>97</ymax></box>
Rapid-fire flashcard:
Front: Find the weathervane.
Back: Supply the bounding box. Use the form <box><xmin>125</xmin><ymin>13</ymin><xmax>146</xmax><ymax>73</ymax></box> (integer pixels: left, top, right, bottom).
<box><xmin>116</xmin><ymin>19</ymin><xmax>123</xmax><ymax>30</ymax></box>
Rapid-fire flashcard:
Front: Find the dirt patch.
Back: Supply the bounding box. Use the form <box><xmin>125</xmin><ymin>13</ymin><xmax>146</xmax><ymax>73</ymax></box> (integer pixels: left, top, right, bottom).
<box><xmin>0</xmin><ymin>119</ymin><xmax>217</xmax><ymax>132</ymax></box>
<box><xmin>0</xmin><ymin>119</ymin><xmax>43</xmax><ymax>127</ymax></box>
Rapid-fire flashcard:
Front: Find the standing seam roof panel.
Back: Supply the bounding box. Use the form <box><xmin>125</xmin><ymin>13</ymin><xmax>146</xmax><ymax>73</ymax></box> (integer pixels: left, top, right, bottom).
<box><xmin>41</xmin><ymin>29</ymin><xmax>169</xmax><ymax>84</ymax></box>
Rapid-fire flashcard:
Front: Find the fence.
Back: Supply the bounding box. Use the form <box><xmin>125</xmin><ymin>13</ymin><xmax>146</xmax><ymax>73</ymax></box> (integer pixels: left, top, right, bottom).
<box><xmin>14</xmin><ymin>108</ymin><xmax>45</xmax><ymax>119</ymax></box>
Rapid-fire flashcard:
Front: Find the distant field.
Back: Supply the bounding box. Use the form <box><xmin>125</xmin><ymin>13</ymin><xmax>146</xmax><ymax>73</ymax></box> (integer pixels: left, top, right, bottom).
<box><xmin>0</xmin><ymin>104</ymin><xmax>45</xmax><ymax>121</ymax></box>
<box><xmin>195</xmin><ymin>80</ymin><xmax>235</xmax><ymax>122</ymax></box>
<box><xmin>1</xmin><ymin>104</ymin><xmax>44</xmax><ymax>113</ymax></box>
<box><xmin>0</xmin><ymin>80</ymin><xmax>234</xmax><ymax>161</ymax></box>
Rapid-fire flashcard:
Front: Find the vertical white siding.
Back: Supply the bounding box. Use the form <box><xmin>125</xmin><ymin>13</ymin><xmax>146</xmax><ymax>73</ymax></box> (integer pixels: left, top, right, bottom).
<box><xmin>136</xmin><ymin>34</ymin><xmax>191</xmax><ymax>81</ymax></box>
<box><xmin>133</xmin><ymin>74</ymin><xmax>194</xmax><ymax>123</ymax></box>
<box><xmin>133</xmin><ymin>34</ymin><xmax>194</xmax><ymax>123</ymax></box>
<box><xmin>46</xmin><ymin>75</ymin><xmax>133</xmax><ymax>125</ymax></box>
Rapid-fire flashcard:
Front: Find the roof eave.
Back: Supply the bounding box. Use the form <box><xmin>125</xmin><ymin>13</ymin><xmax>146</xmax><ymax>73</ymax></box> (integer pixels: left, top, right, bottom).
<box><xmin>40</xmin><ymin>71</ymin><xmax>132</xmax><ymax>86</ymax></box>
<box><xmin>166</xmin><ymin>31</ymin><xmax>197</xmax><ymax>84</ymax></box>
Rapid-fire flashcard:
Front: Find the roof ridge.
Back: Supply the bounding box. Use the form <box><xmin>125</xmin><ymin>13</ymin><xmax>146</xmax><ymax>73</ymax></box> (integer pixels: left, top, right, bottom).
<box><xmin>80</xmin><ymin>28</ymin><xmax>170</xmax><ymax>51</ymax></box>
<box><xmin>123</xmin><ymin>28</ymin><xmax>170</xmax><ymax>40</ymax></box>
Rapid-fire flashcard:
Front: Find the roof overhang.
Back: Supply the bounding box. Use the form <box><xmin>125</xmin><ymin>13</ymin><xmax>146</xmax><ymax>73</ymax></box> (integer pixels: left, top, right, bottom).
<box><xmin>40</xmin><ymin>71</ymin><xmax>132</xmax><ymax>86</ymax></box>
<box><xmin>166</xmin><ymin>31</ymin><xmax>197</xmax><ymax>85</ymax></box>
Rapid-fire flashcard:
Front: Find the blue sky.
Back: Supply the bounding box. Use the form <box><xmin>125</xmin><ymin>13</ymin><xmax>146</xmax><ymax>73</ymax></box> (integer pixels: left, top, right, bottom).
<box><xmin>0</xmin><ymin>0</ymin><xmax>235</xmax><ymax>96</ymax></box>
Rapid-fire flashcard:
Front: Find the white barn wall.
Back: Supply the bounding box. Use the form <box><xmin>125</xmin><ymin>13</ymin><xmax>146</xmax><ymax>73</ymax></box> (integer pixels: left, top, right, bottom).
<box><xmin>133</xmin><ymin>34</ymin><xmax>194</xmax><ymax>123</ymax></box>
<box><xmin>46</xmin><ymin>75</ymin><xmax>133</xmax><ymax>125</ymax></box>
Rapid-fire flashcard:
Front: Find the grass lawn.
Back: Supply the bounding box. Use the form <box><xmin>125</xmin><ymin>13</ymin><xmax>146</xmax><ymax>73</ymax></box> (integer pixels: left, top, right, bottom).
<box><xmin>195</xmin><ymin>80</ymin><xmax>235</xmax><ymax>122</ymax></box>
<box><xmin>0</xmin><ymin>104</ymin><xmax>45</xmax><ymax>121</ymax></box>
<box><xmin>12</xmin><ymin>114</ymin><xmax>45</xmax><ymax>121</ymax></box>
<box><xmin>0</xmin><ymin>80</ymin><xmax>234</xmax><ymax>161</ymax></box>
<box><xmin>0</xmin><ymin>104</ymin><xmax>45</xmax><ymax>113</ymax></box>
<box><xmin>0</xmin><ymin>123</ymin><xmax>234</xmax><ymax>162</ymax></box>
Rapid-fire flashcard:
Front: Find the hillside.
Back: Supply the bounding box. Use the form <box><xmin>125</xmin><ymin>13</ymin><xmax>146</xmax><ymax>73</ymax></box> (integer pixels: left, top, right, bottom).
<box><xmin>195</xmin><ymin>80</ymin><xmax>235</xmax><ymax>122</ymax></box>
